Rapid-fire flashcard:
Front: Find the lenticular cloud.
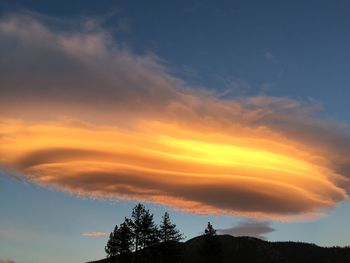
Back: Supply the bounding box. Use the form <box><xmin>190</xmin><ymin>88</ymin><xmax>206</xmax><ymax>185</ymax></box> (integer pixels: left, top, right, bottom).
<box><xmin>0</xmin><ymin>14</ymin><xmax>350</xmax><ymax>220</ymax></box>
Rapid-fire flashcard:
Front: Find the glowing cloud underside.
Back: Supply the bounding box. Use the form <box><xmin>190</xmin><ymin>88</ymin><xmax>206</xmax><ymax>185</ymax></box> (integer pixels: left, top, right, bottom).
<box><xmin>0</xmin><ymin>118</ymin><xmax>347</xmax><ymax>219</ymax></box>
<box><xmin>0</xmin><ymin>14</ymin><xmax>350</xmax><ymax>220</ymax></box>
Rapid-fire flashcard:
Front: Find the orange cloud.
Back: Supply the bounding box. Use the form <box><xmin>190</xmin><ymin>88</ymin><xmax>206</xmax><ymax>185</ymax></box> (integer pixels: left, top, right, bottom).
<box><xmin>0</xmin><ymin>117</ymin><xmax>348</xmax><ymax>219</ymax></box>
<box><xmin>0</xmin><ymin>14</ymin><xmax>350</xmax><ymax>220</ymax></box>
<box><xmin>82</xmin><ymin>232</ymin><xmax>108</xmax><ymax>238</ymax></box>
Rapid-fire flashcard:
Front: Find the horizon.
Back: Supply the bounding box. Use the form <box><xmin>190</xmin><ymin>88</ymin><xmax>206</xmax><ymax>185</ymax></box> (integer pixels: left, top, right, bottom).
<box><xmin>1</xmin><ymin>1</ymin><xmax>350</xmax><ymax>263</ymax></box>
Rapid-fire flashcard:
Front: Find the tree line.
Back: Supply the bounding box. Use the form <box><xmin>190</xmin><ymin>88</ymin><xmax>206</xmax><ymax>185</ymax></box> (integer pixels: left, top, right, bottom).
<box><xmin>99</xmin><ymin>206</ymin><xmax>350</xmax><ymax>263</ymax></box>
<box><xmin>105</xmin><ymin>203</ymin><xmax>185</xmax><ymax>257</ymax></box>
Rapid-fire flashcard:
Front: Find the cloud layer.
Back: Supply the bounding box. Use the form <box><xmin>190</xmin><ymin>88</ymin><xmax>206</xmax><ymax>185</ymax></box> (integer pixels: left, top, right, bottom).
<box><xmin>217</xmin><ymin>221</ymin><xmax>275</xmax><ymax>240</ymax></box>
<box><xmin>82</xmin><ymin>232</ymin><xmax>108</xmax><ymax>238</ymax></box>
<box><xmin>1</xmin><ymin>14</ymin><xmax>350</xmax><ymax>219</ymax></box>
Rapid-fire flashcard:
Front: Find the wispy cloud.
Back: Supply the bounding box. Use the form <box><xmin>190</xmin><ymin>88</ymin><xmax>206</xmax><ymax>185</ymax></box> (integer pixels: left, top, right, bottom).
<box><xmin>0</xmin><ymin>14</ymin><xmax>349</xmax><ymax>220</ymax></box>
<box><xmin>218</xmin><ymin>220</ymin><xmax>275</xmax><ymax>240</ymax></box>
<box><xmin>214</xmin><ymin>75</ymin><xmax>251</xmax><ymax>97</ymax></box>
<box><xmin>116</xmin><ymin>17</ymin><xmax>132</xmax><ymax>33</ymax></box>
<box><xmin>260</xmin><ymin>82</ymin><xmax>274</xmax><ymax>92</ymax></box>
<box><xmin>264</xmin><ymin>50</ymin><xmax>276</xmax><ymax>63</ymax></box>
<box><xmin>82</xmin><ymin>232</ymin><xmax>108</xmax><ymax>238</ymax></box>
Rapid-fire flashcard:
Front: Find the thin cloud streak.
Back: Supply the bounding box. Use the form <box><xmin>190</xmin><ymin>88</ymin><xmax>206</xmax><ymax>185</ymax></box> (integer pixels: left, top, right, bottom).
<box><xmin>0</xmin><ymin>14</ymin><xmax>350</xmax><ymax>220</ymax></box>
<box><xmin>82</xmin><ymin>232</ymin><xmax>108</xmax><ymax>238</ymax></box>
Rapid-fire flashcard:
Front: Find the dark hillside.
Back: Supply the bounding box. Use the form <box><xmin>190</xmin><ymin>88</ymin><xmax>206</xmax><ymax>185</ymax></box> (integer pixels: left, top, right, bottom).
<box><xmin>89</xmin><ymin>235</ymin><xmax>350</xmax><ymax>263</ymax></box>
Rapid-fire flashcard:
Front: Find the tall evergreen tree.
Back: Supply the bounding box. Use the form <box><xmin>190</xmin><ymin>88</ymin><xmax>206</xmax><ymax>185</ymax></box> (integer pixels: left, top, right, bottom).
<box><xmin>159</xmin><ymin>212</ymin><xmax>184</xmax><ymax>242</ymax></box>
<box><xmin>117</xmin><ymin>218</ymin><xmax>134</xmax><ymax>255</ymax></box>
<box><xmin>158</xmin><ymin>212</ymin><xmax>184</xmax><ymax>263</ymax></box>
<box><xmin>140</xmin><ymin>207</ymin><xmax>159</xmax><ymax>248</ymax></box>
<box><xmin>105</xmin><ymin>225</ymin><xmax>119</xmax><ymax>257</ymax></box>
<box><xmin>131</xmin><ymin>203</ymin><xmax>145</xmax><ymax>251</ymax></box>
<box><xmin>130</xmin><ymin>203</ymin><xmax>160</xmax><ymax>250</ymax></box>
<box><xmin>107</xmin><ymin>203</ymin><xmax>185</xmax><ymax>262</ymax></box>
<box><xmin>105</xmin><ymin>218</ymin><xmax>134</xmax><ymax>258</ymax></box>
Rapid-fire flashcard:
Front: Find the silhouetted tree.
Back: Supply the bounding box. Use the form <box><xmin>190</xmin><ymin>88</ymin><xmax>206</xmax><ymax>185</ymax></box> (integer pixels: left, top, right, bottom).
<box><xmin>105</xmin><ymin>218</ymin><xmax>134</xmax><ymax>259</ymax></box>
<box><xmin>118</xmin><ymin>218</ymin><xmax>134</xmax><ymax>255</ymax></box>
<box><xmin>201</xmin><ymin>222</ymin><xmax>222</xmax><ymax>263</ymax></box>
<box><xmin>140</xmin><ymin>207</ymin><xmax>159</xmax><ymax>248</ymax></box>
<box><xmin>157</xmin><ymin>212</ymin><xmax>184</xmax><ymax>263</ymax></box>
<box><xmin>159</xmin><ymin>212</ymin><xmax>184</xmax><ymax>242</ymax></box>
<box><xmin>130</xmin><ymin>203</ymin><xmax>160</xmax><ymax>251</ymax></box>
<box><xmin>204</xmin><ymin>222</ymin><xmax>216</xmax><ymax>236</ymax></box>
<box><xmin>105</xmin><ymin>225</ymin><xmax>119</xmax><ymax>257</ymax></box>
<box><xmin>131</xmin><ymin>203</ymin><xmax>146</xmax><ymax>251</ymax></box>
<box><xmin>106</xmin><ymin>203</ymin><xmax>185</xmax><ymax>263</ymax></box>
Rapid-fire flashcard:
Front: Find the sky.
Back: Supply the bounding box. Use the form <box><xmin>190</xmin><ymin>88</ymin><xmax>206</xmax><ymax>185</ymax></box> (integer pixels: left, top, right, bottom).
<box><xmin>1</xmin><ymin>1</ymin><xmax>350</xmax><ymax>262</ymax></box>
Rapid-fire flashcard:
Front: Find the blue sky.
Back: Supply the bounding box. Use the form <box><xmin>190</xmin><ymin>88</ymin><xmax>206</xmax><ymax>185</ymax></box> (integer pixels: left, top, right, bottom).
<box><xmin>5</xmin><ymin>0</ymin><xmax>348</xmax><ymax>118</ymax></box>
<box><xmin>1</xmin><ymin>1</ymin><xmax>350</xmax><ymax>263</ymax></box>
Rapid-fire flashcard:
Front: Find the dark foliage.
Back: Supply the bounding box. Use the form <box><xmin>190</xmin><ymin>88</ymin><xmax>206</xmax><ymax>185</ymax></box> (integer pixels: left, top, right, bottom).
<box><xmin>105</xmin><ymin>225</ymin><xmax>119</xmax><ymax>257</ymax></box>
<box><xmin>105</xmin><ymin>218</ymin><xmax>134</xmax><ymax>259</ymax></box>
<box><xmin>99</xmin><ymin>205</ymin><xmax>350</xmax><ymax>263</ymax></box>
<box><xmin>204</xmin><ymin>222</ymin><xmax>216</xmax><ymax>236</ymax></box>
<box><xmin>159</xmin><ymin>212</ymin><xmax>184</xmax><ymax>242</ymax></box>
<box><xmin>130</xmin><ymin>203</ymin><xmax>145</xmax><ymax>252</ymax></box>
<box><xmin>200</xmin><ymin>222</ymin><xmax>221</xmax><ymax>263</ymax></box>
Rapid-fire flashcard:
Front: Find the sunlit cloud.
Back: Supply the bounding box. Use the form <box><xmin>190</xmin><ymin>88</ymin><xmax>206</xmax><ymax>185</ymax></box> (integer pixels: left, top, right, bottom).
<box><xmin>0</xmin><ymin>14</ymin><xmax>350</xmax><ymax>220</ymax></box>
<box><xmin>82</xmin><ymin>232</ymin><xmax>108</xmax><ymax>238</ymax></box>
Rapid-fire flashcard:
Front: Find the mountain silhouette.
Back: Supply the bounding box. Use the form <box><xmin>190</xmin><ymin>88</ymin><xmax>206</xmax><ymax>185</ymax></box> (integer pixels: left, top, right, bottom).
<box><xmin>89</xmin><ymin>234</ymin><xmax>350</xmax><ymax>263</ymax></box>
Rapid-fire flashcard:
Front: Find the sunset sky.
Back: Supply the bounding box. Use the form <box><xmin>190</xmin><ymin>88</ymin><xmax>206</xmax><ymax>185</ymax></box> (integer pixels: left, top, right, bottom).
<box><xmin>1</xmin><ymin>1</ymin><xmax>350</xmax><ymax>263</ymax></box>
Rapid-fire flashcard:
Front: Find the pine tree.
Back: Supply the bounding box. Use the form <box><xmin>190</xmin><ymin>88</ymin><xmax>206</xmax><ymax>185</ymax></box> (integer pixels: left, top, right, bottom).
<box><xmin>131</xmin><ymin>203</ymin><xmax>145</xmax><ymax>251</ymax></box>
<box><xmin>159</xmin><ymin>212</ymin><xmax>184</xmax><ymax>242</ymax></box>
<box><xmin>201</xmin><ymin>222</ymin><xmax>221</xmax><ymax>263</ymax></box>
<box><xmin>140</xmin><ymin>207</ymin><xmax>159</xmax><ymax>248</ymax></box>
<box><xmin>130</xmin><ymin>203</ymin><xmax>160</xmax><ymax>250</ymax></box>
<box><xmin>105</xmin><ymin>225</ymin><xmax>119</xmax><ymax>257</ymax></box>
<box><xmin>117</xmin><ymin>218</ymin><xmax>134</xmax><ymax>255</ymax></box>
<box><xmin>105</xmin><ymin>203</ymin><xmax>186</xmax><ymax>262</ymax></box>
<box><xmin>204</xmin><ymin>222</ymin><xmax>216</xmax><ymax>236</ymax></box>
<box><xmin>105</xmin><ymin>218</ymin><xmax>134</xmax><ymax>258</ymax></box>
